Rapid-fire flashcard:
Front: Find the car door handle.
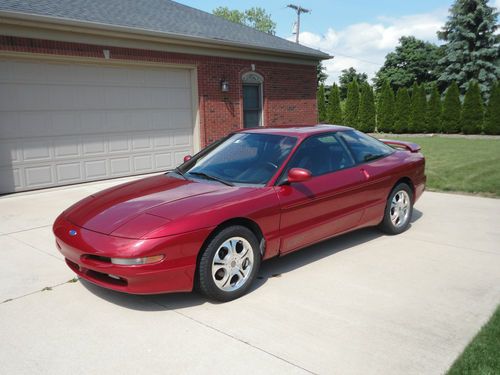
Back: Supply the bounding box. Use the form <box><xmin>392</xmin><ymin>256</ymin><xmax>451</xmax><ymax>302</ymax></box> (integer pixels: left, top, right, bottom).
<box><xmin>360</xmin><ymin>168</ymin><xmax>370</xmax><ymax>180</ymax></box>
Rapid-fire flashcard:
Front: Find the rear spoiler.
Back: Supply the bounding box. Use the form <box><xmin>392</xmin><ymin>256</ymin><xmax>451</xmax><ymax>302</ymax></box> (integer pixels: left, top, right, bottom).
<box><xmin>379</xmin><ymin>139</ymin><xmax>421</xmax><ymax>153</ymax></box>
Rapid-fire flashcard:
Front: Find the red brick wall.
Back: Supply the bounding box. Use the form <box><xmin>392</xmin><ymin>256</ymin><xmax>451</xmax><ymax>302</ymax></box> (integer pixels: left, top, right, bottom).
<box><xmin>0</xmin><ymin>36</ymin><xmax>318</xmax><ymax>147</ymax></box>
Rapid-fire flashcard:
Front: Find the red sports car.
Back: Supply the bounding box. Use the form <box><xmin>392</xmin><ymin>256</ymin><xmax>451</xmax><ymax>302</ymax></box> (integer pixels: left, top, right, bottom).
<box><xmin>53</xmin><ymin>125</ymin><xmax>425</xmax><ymax>301</ymax></box>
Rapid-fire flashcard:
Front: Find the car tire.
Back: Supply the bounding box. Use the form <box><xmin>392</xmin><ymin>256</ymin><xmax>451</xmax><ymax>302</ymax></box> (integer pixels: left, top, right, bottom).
<box><xmin>197</xmin><ymin>225</ymin><xmax>261</xmax><ymax>302</ymax></box>
<box><xmin>379</xmin><ymin>182</ymin><xmax>413</xmax><ymax>235</ymax></box>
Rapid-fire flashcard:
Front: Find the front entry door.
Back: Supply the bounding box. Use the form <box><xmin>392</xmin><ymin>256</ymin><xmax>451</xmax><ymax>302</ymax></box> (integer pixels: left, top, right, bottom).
<box><xmin>243</xmin><ymin>84</ymin><xmax>261</xmax><ymax>128</ymax></box>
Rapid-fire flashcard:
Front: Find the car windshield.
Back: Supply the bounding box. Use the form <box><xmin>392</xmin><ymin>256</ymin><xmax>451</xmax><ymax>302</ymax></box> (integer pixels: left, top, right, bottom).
<box><xmin>181</xmin><ymin>133</ymin><xmax>297</xmax><ymax>186</ymax></box>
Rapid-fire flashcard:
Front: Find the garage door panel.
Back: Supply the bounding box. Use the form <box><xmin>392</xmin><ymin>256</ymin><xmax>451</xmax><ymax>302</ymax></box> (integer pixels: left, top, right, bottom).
<box><xmin>22</xmin><ymin>140</ymin><xmax>52</xmax><ymax>162</ymax></box>
<box><xmin>0</xmin><ymin>84</ymin><xmax>19</xmax><ymax>111</ymax></box>
<box><xmin>168</xmin><ymin>89</ymin><xmax>192</xmax><ymax>109</ymax></box>
<box><xmin>51</xmin><ymin>112</ymin><xmax>81</xmax><ymax>135</ymax></box>
<box><xmin>155</xmin><ymin>153</ymin><xmax>173</xmax><ymax>169</ymax></box>
<box><xmin>84</xmin><ymin>159</ymin><xmax>108</xmax><ymax>179</ymax></box>
<box><xmin>110</xmin><ymin>157</ymin><xmax>132</xmax><ymax>175</ymax></box>
<box><xmin>108</xmin><ymin>136</ymin><xmax>131</xmax><ymax>153</ymax></box>
<box><xmin>82</xmin><ymin>136</ymin><xmax>107</xmax><ymax>155</ymax></box>
<box><xmin>80</xmin><ymin>112</ymin><xmax>105</xmax><ymax>134</ymax></box>
<box><xmin>25</xmin><ymin>165</ymin><xmax>54</xmax><ymax>187</ymax></box>
<box><xmin>0</xmin><ymin>60</ymin><xmax>194</xmax><ymax>193</ymax></box>
<box><xmin>56</xmin><ymin>162</ymin><xmax>82</xmax><ymax>183</ymax></box>
<box><xmin>151</xmin><ymin>110</ymin><xmax>173</xmax><ymax>130</ymax></box>
<box><xmin>53</xmin><ymin>138</ymin><xmax>81</xmax><ymax>159</ymax></box>
<box><xmin>133</xmin><ymin>154</ymin><xmax>153</xmax><ymax>172</ymax></box>
<box><xmin>0</xmin><ymin>141</ymin><xmax>20</xmax><ymax>166</ymax></box>
<box><xmin>0</xmin><ymin>166</ymin><xmax>22</xmax><ymax>191</ymax></box>
<box><xmin>132</xmin><ymin>135</ymin><xmax>152</xmax><ymax>151</ymax></box>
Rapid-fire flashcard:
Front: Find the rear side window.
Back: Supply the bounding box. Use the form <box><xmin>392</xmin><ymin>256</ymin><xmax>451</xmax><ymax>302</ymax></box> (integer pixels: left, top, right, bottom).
<box><xmin>337</xmin><ymin>130</ymin><xmax>394</xmax><ymax>163</ymax></box>
<box><xmin>282</xmin><ymin>133</ymin><xmax>355</xmax><ymax>177</ymax></box>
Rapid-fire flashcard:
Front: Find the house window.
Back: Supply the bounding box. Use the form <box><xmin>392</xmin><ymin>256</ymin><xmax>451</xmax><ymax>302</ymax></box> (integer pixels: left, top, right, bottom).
<box><xmin>242</xmin><ymin>72</ymin><xmax>263</xmax><ymax>128</ymax></box>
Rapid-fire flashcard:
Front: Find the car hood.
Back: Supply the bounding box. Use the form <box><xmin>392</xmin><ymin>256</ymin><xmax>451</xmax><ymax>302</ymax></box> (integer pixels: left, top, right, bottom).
<box><xmin>65</xmin><ymin>175</ymin><xmax>226</xmax><ymax>236</ymax></box>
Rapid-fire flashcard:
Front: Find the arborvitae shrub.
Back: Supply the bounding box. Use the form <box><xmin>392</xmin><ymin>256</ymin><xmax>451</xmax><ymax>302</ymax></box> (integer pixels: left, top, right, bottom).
<box><xmin>461</xmin><ymin>81</ymin><xmax>484</xmax><ymax>134</ymax></box>
<box><xmin>394</xmin><ymin>88</ymin><xmax>411</xmax><ymax>133</ymax></box>
<box><xmin>376</xmin><ymin>81</ymin><xmax>395</xmax><ymax>133</ymax></box>
<box><xmin>328</xmin><ymin>83</ymin><xmax>343</xmax><ymax>124</ymax></box>
<box><xmin>441</xmin><ymin>82</ymin><xmax>461</xmax><ymax>133</ymax></box>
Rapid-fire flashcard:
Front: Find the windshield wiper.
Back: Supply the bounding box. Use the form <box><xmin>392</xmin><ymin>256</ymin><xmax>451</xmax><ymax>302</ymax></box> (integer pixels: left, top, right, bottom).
<box><xmin>188</xmin><ymin>172</ymin><xmax>234</xmax><ymax>186</ymax></box>
<box><xmin>172</xmin><ymin>167</ymin><xmax>187</xmax><ymax>180</ymax></box>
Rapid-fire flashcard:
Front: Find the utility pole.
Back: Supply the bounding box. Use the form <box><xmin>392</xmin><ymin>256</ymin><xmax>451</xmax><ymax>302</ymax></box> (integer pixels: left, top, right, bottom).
<box><xmin>287</xmin><ymin>4</ymin><xmax>311</xmax><ymax>43</ymax></box>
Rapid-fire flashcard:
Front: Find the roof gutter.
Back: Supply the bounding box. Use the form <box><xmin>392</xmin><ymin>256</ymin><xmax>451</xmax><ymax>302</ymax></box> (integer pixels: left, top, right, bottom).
<box><xmin>0</xmin><ymin>10</ymin><xmax>332</xmax><ymax>60</ymax></box>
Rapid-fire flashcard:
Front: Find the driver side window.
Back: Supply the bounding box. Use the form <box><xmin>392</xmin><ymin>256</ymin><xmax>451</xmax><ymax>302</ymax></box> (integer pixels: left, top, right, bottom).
<box><xmin>283</xmin><ymin>133</ymin><xmax>355</xmax><ymax>178</ymax></box>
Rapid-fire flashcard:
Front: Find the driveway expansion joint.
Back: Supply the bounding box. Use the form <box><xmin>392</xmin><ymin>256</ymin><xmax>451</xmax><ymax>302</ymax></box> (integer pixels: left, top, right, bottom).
<box><xmin>150</xmin><ymin>298</ymin><xmax>318</xmax><ymax>375</ymax></box>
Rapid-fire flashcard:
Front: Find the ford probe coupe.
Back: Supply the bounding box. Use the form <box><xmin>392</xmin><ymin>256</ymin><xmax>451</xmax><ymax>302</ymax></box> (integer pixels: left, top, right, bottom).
<box><xmin>53</xmin><ymin>125</ymin><xmax>426</xmax><ymax>301</ymax></box>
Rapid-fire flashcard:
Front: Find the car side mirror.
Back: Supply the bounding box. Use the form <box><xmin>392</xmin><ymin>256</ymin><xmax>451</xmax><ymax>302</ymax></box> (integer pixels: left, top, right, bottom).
<box><xmin>287</xmin><ymin>168</ymin><xmax>312</xmax><ymax>183</ymax></box>
<box><xmin>183</xmin><ymin>155</ymin><xmax>192</xmax><ymax>163</ymax></box>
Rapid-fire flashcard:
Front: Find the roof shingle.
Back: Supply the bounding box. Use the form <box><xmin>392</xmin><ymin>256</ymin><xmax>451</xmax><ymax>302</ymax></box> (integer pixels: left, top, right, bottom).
<box><xmin>0</xmin><ymin>0</ymin><xmax>330</xmax><ymax>59</ymax></box>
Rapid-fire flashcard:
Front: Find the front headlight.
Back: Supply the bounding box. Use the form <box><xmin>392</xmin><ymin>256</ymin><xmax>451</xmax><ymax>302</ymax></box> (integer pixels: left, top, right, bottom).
<box><xmin>110</xmin><ymin>255</ymin><xmax>164</xmax><ymax>265</ymax></box>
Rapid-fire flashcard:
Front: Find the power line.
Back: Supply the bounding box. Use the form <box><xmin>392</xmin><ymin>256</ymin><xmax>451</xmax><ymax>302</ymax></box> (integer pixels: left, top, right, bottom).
<box><xmin>286</xmin><ymin>4</ymin><xmax>310</xmax><ymax>43</ymax></box>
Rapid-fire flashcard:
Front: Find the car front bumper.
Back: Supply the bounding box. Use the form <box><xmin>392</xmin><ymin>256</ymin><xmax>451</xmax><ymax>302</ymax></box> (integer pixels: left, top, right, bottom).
<box><xmin>53</xmin><ymin>215</ymin><xmax>214</xmax><ymax>294</ymax></box>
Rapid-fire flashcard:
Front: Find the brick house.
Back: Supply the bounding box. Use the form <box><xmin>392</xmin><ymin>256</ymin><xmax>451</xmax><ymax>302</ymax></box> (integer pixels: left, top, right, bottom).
<box><xmin>0</xmin><ymin>0</ymin><xmax>329</xmax><ymax>194</ymax></box>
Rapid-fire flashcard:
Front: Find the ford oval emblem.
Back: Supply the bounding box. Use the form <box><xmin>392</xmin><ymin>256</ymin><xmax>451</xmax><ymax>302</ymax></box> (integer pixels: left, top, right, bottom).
<box><xmin>69</xmin><ymin>229</ymin><xmax>77</xmax><ymax>236</ymax></box>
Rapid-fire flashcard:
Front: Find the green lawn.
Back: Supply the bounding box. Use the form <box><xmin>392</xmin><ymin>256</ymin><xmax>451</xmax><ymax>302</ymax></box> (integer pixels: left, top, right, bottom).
<box><xmin>385</xmin><ymin>136</ymin><xmax>500</xmax><ymax>197</ymax></box>
<box><xmin>447</xmin><ymin>305</ymin><xmax>500</xmax><ymax>375</ymax></box>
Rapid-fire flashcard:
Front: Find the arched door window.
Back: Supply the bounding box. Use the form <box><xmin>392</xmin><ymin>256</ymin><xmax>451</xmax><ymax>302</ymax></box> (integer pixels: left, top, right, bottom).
<box><xmin>242</xmin><ymin>72</ymin><xmax>263</xmax><ymax>128</ymax></box>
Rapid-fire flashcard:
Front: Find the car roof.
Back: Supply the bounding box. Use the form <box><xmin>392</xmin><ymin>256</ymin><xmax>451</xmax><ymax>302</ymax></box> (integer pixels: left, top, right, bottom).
<box><xmin>238</xmin><ymin>124</ymin><xmax>353</xmax><ymax>139</ymax></box>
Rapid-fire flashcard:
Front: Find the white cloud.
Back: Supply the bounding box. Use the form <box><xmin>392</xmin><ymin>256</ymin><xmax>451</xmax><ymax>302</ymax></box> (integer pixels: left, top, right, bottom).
<box><xmin>291</xmin><ymin>9</ymin><xmax>448</xmax><ymax>84</ymax></box>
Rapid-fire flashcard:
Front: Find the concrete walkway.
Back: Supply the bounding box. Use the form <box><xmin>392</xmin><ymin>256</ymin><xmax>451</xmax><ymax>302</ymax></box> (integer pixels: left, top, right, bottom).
<box><xmin>1</xmin><ymin>178</ymin><xmax>499</xmax><ymax>375</ymax></box>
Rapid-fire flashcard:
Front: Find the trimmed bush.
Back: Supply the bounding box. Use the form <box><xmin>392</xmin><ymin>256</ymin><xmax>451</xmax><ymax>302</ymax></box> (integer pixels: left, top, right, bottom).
<box><xmin>484</xmin><ymin>82</ymin><xmax>500</xmax><ymax>135</ymax></box>
<box><xmin>394</xmin><ymin>87</ymin><xmax>411</xmax><ymax>133</ymax></box>
<box><xmin>327</xmin><ymin>83</ymin><xmax>343</xmax><ymax>124</ymax></box>
<box><xmin>461</xmin><ymin>82</ymin><xmax>484</xmax><ymax>134</ymax></box>
<box><xmin>344</xmin><ymin>80</ymin><xmax>360</xmax><ymax>127</ymax></box>
<box><xmin>357</xmin><ymin>84</ymin><xmax>376</xmax><ymax>132</ymax></box>
<box><xmin>409</xmin><ymin>83</ymin><xmax>427</xmax><ymax>133</ymax></box>
<box><xmin>426</xmin><ymin>84</ymin><xmax>442</xmax><ymax>132</ymax></box>
<box><xmin>441</xmin><ymin>82</ymin><xmax>461</xmax><ymax>133</ymax></box>
<box><xmin>317</xmin><ymin>83</ymin><xmax>327</xmax><ymax>122</ymax></box>
<box><xmin>376</xmin><ymin>81</ymin><xmax>395</xmax><ymax>133</ymax></box>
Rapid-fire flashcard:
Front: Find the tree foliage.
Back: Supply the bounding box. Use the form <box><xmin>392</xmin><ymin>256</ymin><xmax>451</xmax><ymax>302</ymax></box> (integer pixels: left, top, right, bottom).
<box><xmin>441</xmin><ymin>82</ymin><xmax>462</xmax><ymax>133</ymax></box>
<box><xmin>484</xmin><ymin>82</ymin><xmax>500</xmax><ymax>135</ymax></box>
<box><xmin>461</xmin><ymin>81</ymin><xmax>484</xmax><ymax>134</ymax></box>
<box><xmin>437</xmin><ymin>0</ymin><xmax>499</xmax><ymax>99</ymax></box>
<box><xmin>344</xmin><ymin>80</ymin><xmax>360</xmax><ymax>127</ymax></box>
<box><xmin>317</xmin><ymin>62</ymin><xmax>328</xmax><ymax>86</ymax></box>
<box><xmin>327</xmin><ymin>84</ymin><xmax>343</xmax><ymax>124</ymax></box>
<box><xmin>375</xmin><ymin>36</ymin><xmax>443</xmax><ymax>92</ymax></box>
<box><xmin>394</xmin><ymin>88</ymin><xmax>411</xmax><ymax>133</ymax></box>
<box><xmin>376</xmin><ymin>81</ymin><xmax>395</xmax><ymax>133</ymax></box>
<box><xmin>317</xmin><ymin>83</ymin><xmax>327</xmax><ymax>122</ymax></box>
<box><xmin>357</xmin><ymin>84</ymin><xmax>376</xmax><ymax>132</ymax></box>
<box><xmin>213</xmin><ymin>6</ymin><xmax>276</xmax><ymax>34</ymax></box>
<box><xmin>409</xmin><ymin>83</ymin><xmax>427</xmax><ymax>133</ymax></box>
<box><xmin>426</xmin><ymin>84</ymin><xmax>442</xmax><ymax>133</ymax></box>
<box><xmin>339</xmin><ymin>68</ymin><xmax>368</xmax><ymax>99</ymax></box>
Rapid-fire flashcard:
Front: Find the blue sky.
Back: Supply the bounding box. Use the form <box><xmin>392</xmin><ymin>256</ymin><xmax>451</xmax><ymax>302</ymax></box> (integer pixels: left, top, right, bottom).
<box><xmin>178</xmin><ymin>0</ymin><xmax>500</xmax><ymax>84</ymax></box>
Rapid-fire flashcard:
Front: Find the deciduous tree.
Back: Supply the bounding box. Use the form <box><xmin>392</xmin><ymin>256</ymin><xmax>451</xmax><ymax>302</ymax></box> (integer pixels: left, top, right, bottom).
<box><xmin>339</xmin><ymin>68</ymin><xmax>368</xmax><ymax>99</ymax></box>
<box><xmin>213</xmin><ymin>6</ymin><xmax>276</xmax><ymax>34</ymax></box>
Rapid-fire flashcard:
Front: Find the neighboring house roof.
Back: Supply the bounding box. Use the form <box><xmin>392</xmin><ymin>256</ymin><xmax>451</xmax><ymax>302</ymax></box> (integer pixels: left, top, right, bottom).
<box><xmin>0</xmin><ymin>0</ymin><xmax>330</xmax><ymax>60</ymax></box>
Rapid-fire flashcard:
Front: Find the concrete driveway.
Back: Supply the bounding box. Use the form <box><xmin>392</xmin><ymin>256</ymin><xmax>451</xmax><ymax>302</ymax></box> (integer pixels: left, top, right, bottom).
<box><xmin>1</xmin><ymin>177</ymin><xmax>499</xmax><ymax>375</ymax></box>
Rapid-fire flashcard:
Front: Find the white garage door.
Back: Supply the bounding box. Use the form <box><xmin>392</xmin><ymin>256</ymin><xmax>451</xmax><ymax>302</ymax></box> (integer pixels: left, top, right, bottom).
<box><xmin>0</xmin><ymin>59</ymin><xmax>195</xmax><ymax>194</ymax></box>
